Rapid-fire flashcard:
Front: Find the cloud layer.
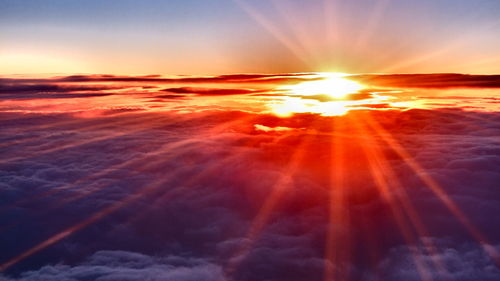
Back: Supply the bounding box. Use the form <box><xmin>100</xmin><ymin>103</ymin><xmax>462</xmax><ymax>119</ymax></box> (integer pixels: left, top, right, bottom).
<box><xmin>1</xmin><ymin>74</ymin><xmax>500</xmax><ymax>280</ymax></box>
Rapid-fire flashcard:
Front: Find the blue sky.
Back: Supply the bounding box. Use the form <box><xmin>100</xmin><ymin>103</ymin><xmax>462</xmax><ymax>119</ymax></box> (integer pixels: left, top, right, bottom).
<box><xmin>1</xmin><ymin>0</ymin><xmax>500</xmax><ymax>74</ymax></box>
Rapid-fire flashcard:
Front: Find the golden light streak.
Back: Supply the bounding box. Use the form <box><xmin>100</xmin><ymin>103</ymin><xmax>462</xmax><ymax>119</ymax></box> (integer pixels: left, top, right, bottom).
<box><xmin>0</xmin><ymin>115</ymin><xmax>178</xmax><ymax>217</ymax></box>
<box><xmin>377</xmin><ymin>18</ymin><xmax>500</xmax><ymax>73</ymax></box>
<box><xmin>121</xmin><ymin>144</ymin><xmax>270</xmax><ymax>229</ymax></box>
<box><xmin>0</xmin><ymin>112</ymin><xmax>162</xmax><ymax>150</ymax></box>
<box><xmin>270</xmin><ymin>0</ymin><xmax>315</xmax><ymax>59</ymax></box>
<box><xmin>362</xmin><ymin>140</ymin><xmax>433</xmax><ymax>281</ymax></box>
<box><xmin>0</xmin><ymin>138</ymin><xmax>204</xmax><ymax>236</ymax></box>
<box><xmin>353</xmin><ymin>0</ymin><xmax>392</xmax><ymax>52</ymax></box>
<box><xmin>364</xmin><ymin>115</ymin><xmax>500</xmax><ymax>265</ymax></box>
<box><xmin>323</xmin><ymin>0</ymin><xmax>340</xmax><ymax>51</ymax></box>
<box><xmin>0</xmin><ymin>112</ymin><xmax>199</xmax><ymax>165</ymax></box>
<box><xmin>0</xmin><ymin>114</ymin><xmax>260</xmax><ymax>218</ymax></box>
<box><xmin>372</xmin><ymin>153</ymin><xmax>448</xmax><ymax>275</ymax></box>
<box><xmin>324</xmin><ymin>121</ymin><xmax>350</xmax><ymax>281</ymax></box>
<box><xmin>0</xmin><ymin>174</ymin><xmax>175</xmax><ymax>272</ymax></box>
<box><xmin>0</xmin><ymin>111</ymin><xmax>258</xmax><ymax>271</ymax></box>
<box><xmin>223</xmin><ymin>130</ymin><xmax>312</xmax><ymax>279</ymax></box>
<box><xmin>231</xmin><ymin>0</ymin><xmax>311</xmax><ymax>67</ymax></box>
<box><xmin>353</xmin><ymin>117</ymin><xmax>451</xmax><ymax>280</ymax></box>
<box><xmin>117</xmin><ymin>113</ymin><xmax>290</xmax><ymax>230</ymax></box>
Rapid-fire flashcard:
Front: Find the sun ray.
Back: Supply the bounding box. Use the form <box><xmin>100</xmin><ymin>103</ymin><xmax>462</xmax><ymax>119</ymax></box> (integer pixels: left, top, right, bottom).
<box><xmin>0</xmin><ymin>170</ymin><xmax>180</xmax><ymax>272</ymax></box>
<box><xmin>0</xmin><ymin>114</ymin><xmax>260</xmax><ymax>218</ymax></box>
<box><xmin>270</xmin><ymin>0</ymin><xmax>315</xmax><ymax>59</ymax></box>
<box><xmin>223</xmin><ymin>129</ymin><xmax>314</xmax><ymax>279</ymax></box>
<box><xmin>0</xmin><ymin>125</ymin><xmax>202</xmax><ymax>216</ymax></box>
<box><xmin>353</xmin><ymin>0</ymin><xmax>392</xmax><ymax>53</ymax></box>
<box><xmin>231</xmin><ymin>0</ymin><xmax>312</xmax><ymax>67</ymax></box>
<box><xmin>0</xmin><ymin>112</ymin><xmax>269</xmax><ymax>268</ymax></box>
<box><xmin>114</xmin><ymin>145</ymin><xmax>267</xmax><ymax>233</ymax></box>
<box><xmin>324</xmin><ymin>120</ymin><xmax>351</xmax><ymax>281</ymax></box>
<box><xmin>0</xmin><ymin>138</ymin><xmax>204</xmax><ymax>235</ymax></box>
<box><xmin>364</xmin><ymin>114</ymin><xmax>500</xmax><ymax>265</ymax></box>
<box><xmin>323</xmin><ymin>0</ymin><xmax>340</xmax><ymax>50</ymax></box>
<box><xmin>0</xmin><ymin>111</ymin><xmax>218</xmax><ymax>165</ymax></box>
<box><xmin>0</xmin><ymin>112</ymin><xmax>266</xmax><ymax>271</ymax></box>
<box><xmin>0</xmin><ymin>112</ymin><xmax>164</xmax><ymax>150</ymax></box>
<box><xmin>338</xmin><ymin>114</ymin><xmax>434</xmax><ymax>281</ymax></box>
<box><xmin>362</xmin><ymin>145</ymin><xmax>432</xmax><ymax>280</ymax></box>
<box><xmin>353</xmin><ymin>117</ymin><xmax>452</xmax><ymax>280</ymax></box>
<box><xmin>377</xmin><ymin>18</ymin><xmax>500</xmax><ymax>73</ymax></box>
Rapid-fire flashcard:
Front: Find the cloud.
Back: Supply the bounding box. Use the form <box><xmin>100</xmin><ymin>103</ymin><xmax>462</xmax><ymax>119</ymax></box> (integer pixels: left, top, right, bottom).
<box><xmin>153</xmin><ymin>94</ymin><xmax>188</xmax><ymax>99</ymax></box>
<box><xmin>0</xmin><ymin>84</ymin><xmax>120</xmax><ymax>100</ymax></box>
<box><xmin>289</xmin><ymin>91</ymin><xmax>375</xmax><ymax>102</ymax></box>
<box><xmin>0</xmin><ymin>74</ymin><xmax>319</xmax><ymax>104</ymax></box>
<box><xmin>350</xmin><ymin>73</ymin><xmax>500</xmax><ymax>89</ymax></box>
<box><xmin>1</xmin><ymin>251</ymin><xmax>224</xmax><ymax>281</ymax></box>
<box><xmin>254</xmin><ymin>124</ymin><xmax>297</xmax><ymax>133</ymax></box>
<box><xmin>0</xmin><ymin>84</ymin><xmax>121</xmax><ymax>94</ymax></box>
<box><xmin>161</xmin><ymin>87</ymin><xmax>257</xmax><ymax>96</ymax></box>
<box><xmin>0</xmin><ymin>73</ymin><xmax>318</xmax><ymax>86</ymax></box>
<box><xmin>3</xmin><ymin>74</ymin><xmax>500</xmax><ymax>96</ymax></box>
<box><xmin>347</xmin><ymin>103</ymin><xmax>391</xmax><ymax>109</ymax></box>
<box><xmin>376</xmin><ymin>241</ymin><xmax>500</xmax><ymax>281</ymax></box>
<box><xmin>0</xmin><ymin>78</ymin><xmax>500</xmax><ymax>280</ymax></box>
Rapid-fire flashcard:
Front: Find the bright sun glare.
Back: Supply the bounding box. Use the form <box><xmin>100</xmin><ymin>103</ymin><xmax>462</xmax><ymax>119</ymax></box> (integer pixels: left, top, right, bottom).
<box><xmin>280</xmin><ymin>73</ymin><xmax>363</xmax><ymax>99</ymax></box>
<box><xmin>270</xmin><ymin>73</ymin><xmax>368</xmax><ymax>117</ymax></box>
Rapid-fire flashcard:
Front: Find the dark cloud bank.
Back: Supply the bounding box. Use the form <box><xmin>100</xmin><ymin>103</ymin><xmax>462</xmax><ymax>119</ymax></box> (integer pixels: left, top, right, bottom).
<box><xmin>1</xmin><ymin>75</ymin><xmax>500</xmax><ymax>281</ymax></box>
<box><xmin>3</xmin><ymin>73</ymin><xmax>500</xmax><ymax>103</ymax></box>
<box><xmin>350</xmin><ymin>73</ymin><xmax>500</xmax><ymax>89</ymax></box>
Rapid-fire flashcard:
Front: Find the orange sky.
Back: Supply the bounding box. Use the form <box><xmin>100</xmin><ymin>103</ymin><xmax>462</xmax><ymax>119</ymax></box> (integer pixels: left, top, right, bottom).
<box><xmin>1</xmin><ymin>0</ymin><xmax>500</xmax><ymax>75</ymax></box>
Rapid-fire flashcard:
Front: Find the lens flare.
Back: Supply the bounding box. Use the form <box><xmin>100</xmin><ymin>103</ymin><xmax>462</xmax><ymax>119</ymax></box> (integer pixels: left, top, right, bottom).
<box><xmin>279</xmin><ymin>73</ymin><xmax>364</xmax><ymax>99</ymax></box>
<box><xmin>269</xmin><ymin>73</ymin><xmax>375</xmax><ymax>116</ymax></box>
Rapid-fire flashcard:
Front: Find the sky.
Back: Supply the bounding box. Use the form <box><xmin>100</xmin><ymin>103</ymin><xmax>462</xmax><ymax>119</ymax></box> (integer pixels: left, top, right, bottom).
<box><xmin>1</xmin><ymin>0</ymin><xmax>500</xmax><ymax>75</ymax></box>
<box><xmin>2</xmin><ymin>1</ymin><xmax>500</xmax><ymax>281</ymax></box>
<box><xmin>1</xmin><ymin>73</ymin><xmax>500</xmax><ymax>281</ymax></box>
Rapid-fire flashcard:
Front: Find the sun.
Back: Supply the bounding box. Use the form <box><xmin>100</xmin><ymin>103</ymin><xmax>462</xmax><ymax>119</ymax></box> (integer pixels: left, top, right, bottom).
<box><xmin>279</xmin><ymin>73</ymin><xmax>363</xmax><ymax>99</ymax></box>
<box><xmin>268</xmin><ymin>73</ymin><xmax>369</xmax><ymax>117</ymax></box>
